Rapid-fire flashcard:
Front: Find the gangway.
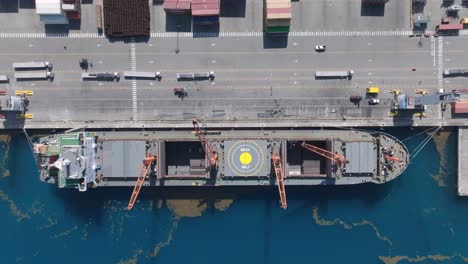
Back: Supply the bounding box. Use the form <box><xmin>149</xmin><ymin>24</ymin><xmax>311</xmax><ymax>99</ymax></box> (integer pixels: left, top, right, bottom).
<box><xmin>192</xmin><ymin>119</ymin><xmax>218</xmax><ymax>167</ymax></box>
<box><xmin>127</xmin><ymin>154</ymin><xmax>157</xmax><ymax>210</ymax></box>
<box><xmin>272</xmin><ymin>153</ymin><xmax>287</xmax><ymax>209</ymax></box>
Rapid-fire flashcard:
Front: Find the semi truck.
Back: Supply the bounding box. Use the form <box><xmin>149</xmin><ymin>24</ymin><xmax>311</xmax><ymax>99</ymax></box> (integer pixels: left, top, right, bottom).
<box><xmin>82</xmin><ymin>72</ymin><xmax>120</xmax><ymax>81</ymax></box>
<box><xmin>15</xmin><ymin>71</ymin><xmax>54</xmax><ymax>80</ymax></box>
<box><xmin>177</xmin><ymin>71</ymin><xmax>215</xmax><ymax>80</ymax></box>
<box><xmin>123</xmin><ymin>71</ymin><xmax>161</xmax><ymax>80</ymax></box>
<box><xmin>443</xmin><ymin>68</ymin><xmax>468</xmax><ymax>77</ymax></box>
<box><xmin>315</xmin><ymin>70</ymin><xmax>354</xmax><ymax>80</ymax></box>
<box><xmin>13</xmin><ymin>61</ymin><xmax>52</xmax><ymax>70</ymax></box>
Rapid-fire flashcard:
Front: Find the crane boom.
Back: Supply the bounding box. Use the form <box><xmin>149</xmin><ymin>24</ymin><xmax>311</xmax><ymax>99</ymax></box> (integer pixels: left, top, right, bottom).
<box><xmin>301</xmin><ymin>142</ymin><xmax>348</xmax><ymax>165</ymax></box>
<box><xmin>272</xmin><ymin>153</ymin><xmax>287</xmax><ymax>209</ymax></box>
<box><xmin>127</xmin><ymin>154</ymin><xmax>157</xmax><ymax>210</ymax></box>
<box><xmin>192</xmin><ymin>119</ymin><xmax>218</xmax><ymax>167</ymax></box>
<box><xmin>384</xmin><ymin>155</ymin><xmax>401</xmax><ymax>162</ymax></box>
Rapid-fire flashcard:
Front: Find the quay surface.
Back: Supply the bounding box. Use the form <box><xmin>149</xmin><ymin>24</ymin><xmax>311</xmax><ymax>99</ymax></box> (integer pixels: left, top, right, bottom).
<box><xmin>458</xmin><ymin>127</ymin><xmax>468</xmax><ymax>196</ymax></box>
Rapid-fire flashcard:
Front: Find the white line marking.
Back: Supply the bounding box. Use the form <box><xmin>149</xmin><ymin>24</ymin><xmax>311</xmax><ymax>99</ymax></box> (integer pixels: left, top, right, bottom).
<box><xmin>0</xmin><ymin>30</ymin><xmax>432</xmax><ymax>39</ymax></box>
<box><xmin>130</xmin><ymin>37</ymin><xmax>138</xmax><ymax>121</ymax></box>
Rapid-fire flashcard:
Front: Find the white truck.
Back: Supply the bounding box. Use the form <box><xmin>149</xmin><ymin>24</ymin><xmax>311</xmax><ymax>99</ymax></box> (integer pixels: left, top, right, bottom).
<box><xmin>177</xmin><ymin>71</ymin><xmax>215</xmax><ymax>80</ymax></box>
<box><xmin>82</xmin><ymin>72</ymin><xmax>120</xmax><ymax>81</ymax></box>
<box><xmin>123</xmin><ymin>71</ymin><xmax>161</xmax><ymax>80</ymax></box>
<box><xmin>443</xmin><ymin>68</ymin><xmax>468</xmax><ymax>77</ymax></box>
<box><xmin>315</xmin><ymin>70</ymin><xmax>354</xmax><ymax>79</ymax></box>
<box><xmin>13</xmin><ymin>61</ymin><xmax>52</xmax><ymax>70</ymax></box>
<box><xmin>0</xmin><ymin>75</ymin><xmax>9</xmax><ymax>82</ymax></box>
<box><xmin>15</xmin><ymin>71</ymin><xmax>54</xmax><ymax>80</ymax></box>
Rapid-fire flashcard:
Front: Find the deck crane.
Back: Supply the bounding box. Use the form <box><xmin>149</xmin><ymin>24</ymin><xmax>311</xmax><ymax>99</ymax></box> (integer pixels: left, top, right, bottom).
<box><xmin>384</xmin><ymin>155</ymin><xmax>401</xmax><ymax>162</ymax></box>
<box><xmin>301</xmin><ymin>142</ymin><xmax>348</xmax><ymax>165</ymax></box>
<box><xmin>272</xmin><ymin>153</ymin><xmax>287</xmax><ymax>209</ymax></box>
<box><xmin>127</xmin><ymin>154</ymin><xmax>157</xmax><ymax>210</ymax></box>
<box><xmin>192</xmin><ymin>119</ymin><xmax>218</xmax><ymax>167</ymax></box>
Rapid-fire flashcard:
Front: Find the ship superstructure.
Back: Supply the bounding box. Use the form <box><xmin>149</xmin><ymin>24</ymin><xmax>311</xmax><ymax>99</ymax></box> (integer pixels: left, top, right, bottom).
<box><xmin>34</xmin><ymin>129</ymin><xmax>409</xmax><ymax>192</ymax></box>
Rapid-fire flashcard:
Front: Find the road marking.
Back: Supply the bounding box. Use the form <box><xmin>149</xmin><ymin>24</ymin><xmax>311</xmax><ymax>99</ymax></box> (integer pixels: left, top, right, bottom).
<box><xmin>0</xmin><ymin>30</ymin><xmax>433</xmax><ymax>39</ymax></box>
<box><xmin>431</xmin><ymin>35</ymin><xmax>435</xmax><ymax>67</ymax></box>
<box><xmin>130</xmin><ymin>37</ymin><xmax>137</xmax><ymax>121</ymax></box>
<box><xmin>437</xmin><ymin>36</ymin><xmax>444</xmax><ymax>122</ymax></box>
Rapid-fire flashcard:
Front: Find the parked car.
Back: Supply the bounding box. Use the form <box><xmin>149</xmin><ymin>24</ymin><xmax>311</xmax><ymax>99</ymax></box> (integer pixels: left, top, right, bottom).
<box><xmin>315</xmin><ymin>45</ymin><xmax>326</xmax><ymax>52</ymax></box>
<box><xmin>447</xmin><ymin>5</ymin><xmax>461</xmax><ymax>11</ymax></box>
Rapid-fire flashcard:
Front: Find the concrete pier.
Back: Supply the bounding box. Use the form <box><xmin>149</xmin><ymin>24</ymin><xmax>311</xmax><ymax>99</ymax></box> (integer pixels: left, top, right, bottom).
<box><xmin>458</xmin><ymin>127</ymin><xmax>468</xmax><ymax>196</ymax></box>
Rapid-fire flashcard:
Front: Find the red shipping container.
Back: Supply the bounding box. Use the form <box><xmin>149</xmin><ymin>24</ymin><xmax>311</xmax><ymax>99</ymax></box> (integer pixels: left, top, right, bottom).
<box><xmin>452</xmin><ymin>100</ymin><xmax>468</xmax><ymax>114</ymax></box>
<box><xmin>192</xmin><ymin>3</ymin><xmax>219</xmax><ymax>9</ymax></box>
<box><xmin>191</xmin><ymin>0</ymin><xmax>218</xmax><ymax>4</ymax></box>
<box><xmin>192</xmin><ymin>9</ymin><xmax>219</xmax><ymax>16</ymax></box>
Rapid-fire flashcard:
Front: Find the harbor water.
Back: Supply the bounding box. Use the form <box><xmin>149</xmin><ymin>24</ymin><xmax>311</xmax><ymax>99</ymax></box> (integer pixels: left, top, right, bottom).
<box><xmin>1</xmin><ymin>129</ymin><xmax>468</xmax><ymax>264</ymax></box>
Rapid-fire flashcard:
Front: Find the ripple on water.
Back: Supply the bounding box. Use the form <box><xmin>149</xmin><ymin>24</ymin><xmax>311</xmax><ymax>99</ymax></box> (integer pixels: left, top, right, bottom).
<box><xmin>378</xmin><ymin>254</ymin><xmax>468</xmax><ymax>264</ymax></box>
<box><xmin>0</xmin><ymin>135</ymin><xmax>11</xmax><ymax>178</ymax></box>
<box><xmin>0</xmin><ymin>190</ymin><xmax>30</xmax><ymax>222</ymax></box>
<box><xmin>312</xmin><ymin>207</ymin><xmax>392</xmax><ymax>248</ymax></box>
<box><xmin>430</xmin><ymin>131</ymin><xmax>450</xmax><ymax>187</ymax></box>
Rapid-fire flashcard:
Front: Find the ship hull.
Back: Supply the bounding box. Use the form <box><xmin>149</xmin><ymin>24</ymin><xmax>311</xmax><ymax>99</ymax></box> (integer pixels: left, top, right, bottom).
<box><xmin>34</xmin><ymin>129</ymin><xmax>409</xmax><ymax>191</ymax></box>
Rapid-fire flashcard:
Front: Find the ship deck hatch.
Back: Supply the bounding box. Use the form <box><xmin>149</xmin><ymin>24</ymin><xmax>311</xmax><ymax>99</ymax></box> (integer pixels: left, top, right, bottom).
<box><xmin>286</xmin><ymin>141</ymin><xmax>327</xmax><ymax>177</ymax></box>
<box><xmin>164</xmin><ymin>141</ymin><xmax>208</xmax><ymax>178</ymax></box>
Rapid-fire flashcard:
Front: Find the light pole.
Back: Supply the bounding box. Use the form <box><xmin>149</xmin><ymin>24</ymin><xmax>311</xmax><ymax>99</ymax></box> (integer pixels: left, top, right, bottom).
<box><xmin>175</xmin><ymin>25</ymin><xmax>181</xmax><ymax>54</ymax></box>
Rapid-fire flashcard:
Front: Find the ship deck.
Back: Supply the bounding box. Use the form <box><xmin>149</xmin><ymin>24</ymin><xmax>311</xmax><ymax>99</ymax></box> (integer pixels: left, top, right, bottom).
<box><xmin>36</xmin><ymin>129</ymin><xmax>409</xmax><ymax>189</ymax></box>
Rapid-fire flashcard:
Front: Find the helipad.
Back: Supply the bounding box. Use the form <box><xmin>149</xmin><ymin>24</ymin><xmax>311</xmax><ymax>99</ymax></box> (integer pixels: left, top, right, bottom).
<box><xmin>224</xmin><ymin>140</ymin><xmax>269</xmax><ymax>177</ymax></box>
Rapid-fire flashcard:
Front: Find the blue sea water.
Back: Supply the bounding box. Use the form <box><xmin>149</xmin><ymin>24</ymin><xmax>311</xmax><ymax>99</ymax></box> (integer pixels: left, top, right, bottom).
<box><xmin>1</xmin><ymin>129</ymin><xmax>467</xmax><ymax>264</ymax></box>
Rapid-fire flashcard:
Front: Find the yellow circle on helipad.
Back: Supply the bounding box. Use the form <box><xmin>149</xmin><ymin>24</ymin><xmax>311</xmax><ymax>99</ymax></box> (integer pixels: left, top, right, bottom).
<box><xmin>239</xmin><ymin>152</ymin><xmax>252</xmax><ymax>165</ymax></box>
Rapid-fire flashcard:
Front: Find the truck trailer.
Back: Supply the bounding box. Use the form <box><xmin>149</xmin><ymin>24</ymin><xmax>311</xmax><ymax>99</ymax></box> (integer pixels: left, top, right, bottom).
<box><xmin>13</xmin><ymin>61</ymin><xmax>52</xmax><ymax>70</ymax></box>
<box><xmin>123</xmin><ymin>71</ymin><xmax>161</xmax><ymax>80</ymax></box>
<box><xmin>177</xmin><ymin>71</ymin><xmax>215</xmax><ymax>80</ymax></box>
<box><xmin>315</xmin><ymin>70</ymin><xmax>354</xmax><ymax>80</ymax></box>
<box><xmin>443</xmin><ymin>68</ymin><xmax>468</xmax><ymax>77</ymax></box>
<box><xmin>82</xmin><ymin>72</ymin><xmax>120</xmax><ymax>81</ymax></box>
<box><xmin>15</xmin><ymin>71</ymin><xmax>54</xmax><ymax>80</ymax></box>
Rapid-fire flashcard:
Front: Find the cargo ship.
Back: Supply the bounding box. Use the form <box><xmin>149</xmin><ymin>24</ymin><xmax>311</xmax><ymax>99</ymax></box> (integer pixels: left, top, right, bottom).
<box><xmin>34</xmin><ymin>128</ymin><xmax>409</xmax><ymax>193</ymax></box>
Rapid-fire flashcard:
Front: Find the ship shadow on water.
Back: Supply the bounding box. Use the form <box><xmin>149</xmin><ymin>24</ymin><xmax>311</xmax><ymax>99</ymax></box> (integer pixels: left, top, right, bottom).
<box><xmin>50</xmin><ymin>181</ymin><xmax>396</xmax><ymax>220</ymax></box>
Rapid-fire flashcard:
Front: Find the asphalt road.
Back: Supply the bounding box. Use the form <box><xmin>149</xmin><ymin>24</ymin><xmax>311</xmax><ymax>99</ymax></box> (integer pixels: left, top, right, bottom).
<box><xmin>1</xmin><ymin>0</ymin><xmax>467</xmax><ymax>128</ymax></box>
<box><xmin>0</xmin><ymin>32</ymin><xmax>458</xmax><ymax>128</ymax></box>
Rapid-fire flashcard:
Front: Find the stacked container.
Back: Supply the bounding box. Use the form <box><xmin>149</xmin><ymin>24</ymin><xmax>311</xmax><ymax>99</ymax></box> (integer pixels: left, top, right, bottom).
<box><xmin>163</xmin><ymin>0</ymin><xmax>191</xmax><ymax>14</ymax></box>
<box><xmin>191</xmin><ymin>0</ymin><xmax>220</xmax><ymax>25</ymax></box>
<box><xmin>452</xmin><ymin>100</ymin><xmax>468</xmax><ymax>114</ymax></box>
<box><xmin>264</xmin><ymin>0</ymin><xmax>291</xmax><ymax>34</ymax></box>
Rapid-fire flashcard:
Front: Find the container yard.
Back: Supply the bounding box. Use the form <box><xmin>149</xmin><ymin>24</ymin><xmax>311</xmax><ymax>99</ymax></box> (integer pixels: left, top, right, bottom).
<box><xmin>103</xmin><ymin>0</ymin><xmax>150</xmax><ymax>37</ymax></box>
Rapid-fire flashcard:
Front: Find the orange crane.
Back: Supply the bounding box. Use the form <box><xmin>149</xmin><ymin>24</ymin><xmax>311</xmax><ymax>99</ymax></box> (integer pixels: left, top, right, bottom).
<box><xmin>384</xmin><ymin>155</ymin><xmax>401</xmax><ymax>162</ymax></box>
<box><xmin>272</xmin><ymin>153</ymin><xmax>287</xmax><ymax>209</ymax></box>
<box><xmin>301</xmin><ymin>142</ymin><xmax>348</xmax><ymax>165</ymax></box>
<box><xmin>127</xmin><ymin>154</ymin><xmax>157</xmax><ymax>210</ymax></box>
<box><xmin>192</xmin><ymin>119</ymin><xmax>218</xmax><ymax>167</ymax></box>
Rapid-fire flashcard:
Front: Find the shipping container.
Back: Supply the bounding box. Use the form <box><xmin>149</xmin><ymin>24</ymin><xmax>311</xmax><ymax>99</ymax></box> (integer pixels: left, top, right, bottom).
<box><xmin>362</xmin><ymin>0</ymin><xmax>389</xmax><ymax>4</ymax></box>
<box><xmin>437</xmin><ymin>23</ymin><xmax>463</xmax><ymax>31</ymax></box>
<box><xmin>264</xmin><ymin>0</ymin><xmax>291</xmax><ymax>34</ymax></box>
<box><xmin>193</xmin><ymin>15</ymin><xmax>219</xmax><ymax>25</ymax></box>
<box><xmin>452</xmin><ymin>100</ymin><xmax>468</xmax><ymax>114</ymax></box>
<box><xmin>96</xmin><ymin>5</ymin><xmax>102</xmax><ymax>29</ymax></box>
<box><xmin>163</xmin><ymin>0</ymin><xmax>191</xmax><ymax>14</ymax></box>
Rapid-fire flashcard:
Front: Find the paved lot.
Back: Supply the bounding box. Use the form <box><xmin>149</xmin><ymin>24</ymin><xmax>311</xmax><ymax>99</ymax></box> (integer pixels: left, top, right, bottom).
<box><xmin>0</xmin><ymin>0</ymin><xmax>467</xmax><ymax>129</ymax></box>
<box><xmin>0</xmin><ymin>33</ymin><xmax>459</xmax><ymax>128</ymax></box>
